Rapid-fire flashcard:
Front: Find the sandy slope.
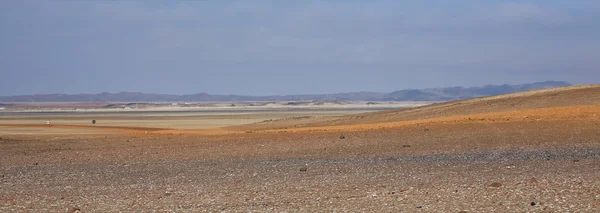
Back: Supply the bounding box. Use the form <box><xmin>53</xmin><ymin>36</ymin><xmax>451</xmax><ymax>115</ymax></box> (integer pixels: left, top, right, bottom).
<box><xmin>231</xmin><ymin>84</ymin><xmax>600</xmax><ymax>131</ymax></box>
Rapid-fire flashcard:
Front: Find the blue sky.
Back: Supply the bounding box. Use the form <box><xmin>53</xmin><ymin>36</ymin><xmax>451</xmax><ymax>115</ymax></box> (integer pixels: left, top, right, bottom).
<box><xmin>1</xmin><ymin>1</ymin><xmax>599</xmax><ymax>96</ymax></box>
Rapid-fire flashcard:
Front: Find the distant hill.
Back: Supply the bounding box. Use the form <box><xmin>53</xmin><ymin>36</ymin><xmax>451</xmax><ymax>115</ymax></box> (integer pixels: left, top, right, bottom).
<box><xmin>0</xmin><ymin>81</ymin><xmax>571</xmax><ymax>102</ymax></box>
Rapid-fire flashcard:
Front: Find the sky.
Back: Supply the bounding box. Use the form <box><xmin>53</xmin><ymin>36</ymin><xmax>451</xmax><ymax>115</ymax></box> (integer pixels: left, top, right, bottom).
<box><xmin>1</xmin><ymin>1</ymin><xmax>599</xmax><ymax>96</ymax></box>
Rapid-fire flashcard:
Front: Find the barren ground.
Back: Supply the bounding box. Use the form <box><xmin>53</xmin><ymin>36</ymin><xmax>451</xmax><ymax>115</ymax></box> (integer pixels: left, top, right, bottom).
<box><xmin>1</xmin><ymin>85</ymin><xmax>600</xmax><ymax>212</ymax></box>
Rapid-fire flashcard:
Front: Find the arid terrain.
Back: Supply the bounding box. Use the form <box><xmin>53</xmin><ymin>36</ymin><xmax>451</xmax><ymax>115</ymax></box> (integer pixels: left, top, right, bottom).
<box><xmin>2</xmin><ymin>85</ymin><xmax>600</xmax><ymax>212</ymax></box>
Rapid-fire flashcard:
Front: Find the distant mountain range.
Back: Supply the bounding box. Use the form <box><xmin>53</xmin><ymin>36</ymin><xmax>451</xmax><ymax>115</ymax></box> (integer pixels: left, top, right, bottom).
<box><xmin>0</xmin><ymin>81</ymin><xmax>571</xmax><ymax>102</ymax></box>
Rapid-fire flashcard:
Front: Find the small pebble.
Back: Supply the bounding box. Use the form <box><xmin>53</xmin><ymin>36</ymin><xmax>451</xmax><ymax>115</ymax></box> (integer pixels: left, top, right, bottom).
<box><xmin>66</xmin><ymin>207</ymin><xmax>81</xmax><ymax>213</ymax></box>
<box><xmin>489</xmin><ymin>182</ymin><xmax>502</xmax><ymax>188</ymax></box>
<box><xmin>529</xmin><ymin>177</ymin><xmax>538</xmax><ymax>184</ymax></box>
<box><xmin>531</xmin><ymin>202</ymin><xmax>536</xmax><ymax>206</ymax></box>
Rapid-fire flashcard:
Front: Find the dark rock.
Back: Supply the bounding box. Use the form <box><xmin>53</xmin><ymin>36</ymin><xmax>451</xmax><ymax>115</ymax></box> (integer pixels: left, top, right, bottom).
<box><xmin>402</xmin><ymin>145</ymin><xmax>411</xmax><ymax>148</ymax></box>
<box><xmin>489</xmin><ymin>182</ymin><xmax>502</xmax><ymax>188</ymax></box>
<box><xmin>423</xmin><ymin>128</ymin><xmax>430</xmax><ymax>132</ymax></box>
<box><xmin>417</xmin><ymin>206</ymin><xmax>422</xmax><ymax>208</ymax></box>
<box><xmin>459</xmin><ymin>211</ymin><xmax>468</xmax><ymax>213</ymax></box>
<box><xmin>531</xmin><ymin>202</ymin><xmax>536</xmax><ymax>206</ymax></box>
<box><xmin>339</xmin><ymin>135</ymin><xmax>345</xmax><ymax>139</ymax></box>
<box><xmin>299</xmin><ymin>167</ymin><xmax>308</xmax><ymax>172</ymax></box>
<box><xmin>573</xmin><ymin>159</ymin><xmax>580</xmax><ymax>162</ymax></box>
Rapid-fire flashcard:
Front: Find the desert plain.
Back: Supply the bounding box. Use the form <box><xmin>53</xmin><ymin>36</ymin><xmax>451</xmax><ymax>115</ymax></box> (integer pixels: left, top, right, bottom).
<box><xmin>1</xmin><ymin>85</ymin><xmax>600</xmax><ymax>212</ymax></box>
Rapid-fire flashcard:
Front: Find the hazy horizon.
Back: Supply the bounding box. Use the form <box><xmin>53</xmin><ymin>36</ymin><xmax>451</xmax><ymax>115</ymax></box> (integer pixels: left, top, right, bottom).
<box><xmin>1</xmin><ymin>1</ymin><xmax>599</xmax><ymax>96</ymax></box>
<box><xmin>0</xmin><ymin>80</ymin><xmax>571</xmax><ymax>97</ymax></box>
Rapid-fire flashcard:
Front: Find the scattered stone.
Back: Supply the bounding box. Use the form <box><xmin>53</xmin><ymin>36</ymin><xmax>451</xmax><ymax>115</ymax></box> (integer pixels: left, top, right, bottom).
<box><xmin>531</xmin><ymin>202</ymin><xmax>536</xmax><ymax>206</ymax></box>
<box><xmin>92</xmin><ymin>120</ymin><xmax>96</xmax><ymax>125</ymax></box>
<box><xmin>489</xmin><ymin>182</ymin><xmax>502</xmax><ymax>188</ymax></box>
<box><xmin>416</xmin><ymin>206</ymin><xmax>422</xmax><ymax>209</ymax></box>
<box><xmin>459</xmin><ymin>211</ymin><xmax>468</xmax><ymax>213</ymax></box>
<box><xmin>34</xmin><ymin>162</ymin><xmax>38</xmax><ymax>166</ymax></box>
<box><xmin>299</xmin><ymin>167</ymin><xmax>308</xmax><ymax>172</ymax></box>
<box><xmin>573</xmin><ymin>159</ymin><xmax>580</xmax><ymax>162</ymax></box>
<box><xmin>402</xmin><ymin>145</ymin><xmax>411</xmax><ymax>148</ymax></box>
<box><xmin>66</xmin><ymin>207</ymin><xmax>81</xmax><ymax>213</ymax></box>
<box><xmin>423</xmin><ymin>128</ymin><xmax>430</xmax><ymax>132</ymax></box>
<box><xmin>340</xmin><ymin>135</ymin><xmax>346</xmax><ymax>140</ymax></box>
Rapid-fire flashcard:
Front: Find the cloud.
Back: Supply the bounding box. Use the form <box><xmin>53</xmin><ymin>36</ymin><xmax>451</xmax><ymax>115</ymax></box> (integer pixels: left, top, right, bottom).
<box><xmin>493</xmin><ymin>3</ymin><xmax>555</xmax><ymax>21</ymax></box>
<box><xmin>1</xmin><ymin>1</ymin><xmax>600</xmax><ymax>95</ymax></box>
<box><xmin>77</xmin><ymin>1</ymin><xmax>598</xmax><ymax>68</ymax></box>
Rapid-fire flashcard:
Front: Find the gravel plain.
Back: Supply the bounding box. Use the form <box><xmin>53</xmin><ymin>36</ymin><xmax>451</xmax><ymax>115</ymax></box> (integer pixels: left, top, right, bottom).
<box><xmin>1</xmin><ymin>119</ymin><xmax>600</xmax><ymax>212</ymax></box>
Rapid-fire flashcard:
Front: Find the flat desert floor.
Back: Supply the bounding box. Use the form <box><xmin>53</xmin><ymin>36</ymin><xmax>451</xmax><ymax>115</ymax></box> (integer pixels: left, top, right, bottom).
<box><xmin>2</xmin><ymin>86</ymin><xmax>600</xmax><ymax>212</ymax></box>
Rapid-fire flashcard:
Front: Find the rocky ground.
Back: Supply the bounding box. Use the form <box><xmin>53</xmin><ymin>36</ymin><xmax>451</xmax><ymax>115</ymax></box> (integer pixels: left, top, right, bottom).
<box><xmin>1</xmin><ymin>119</ymin><xmax>600</xmax><ymax>212</ymax></box>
